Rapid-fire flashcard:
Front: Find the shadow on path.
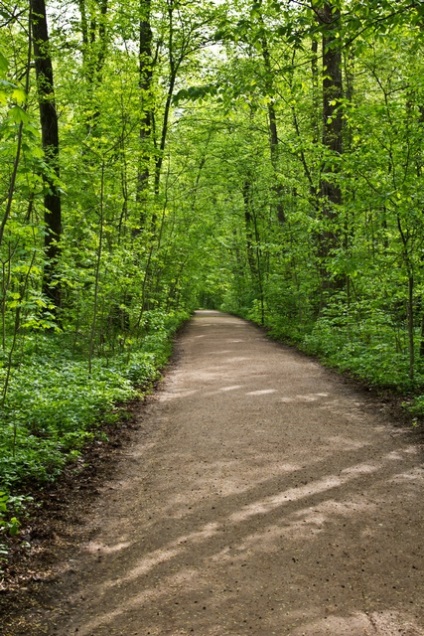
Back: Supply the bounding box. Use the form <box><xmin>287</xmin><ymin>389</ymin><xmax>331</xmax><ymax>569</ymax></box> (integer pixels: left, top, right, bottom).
<box><xmin>51</xmin><ymin>312</ymin><xmax>424</xmax><ymax>636</ymax></box>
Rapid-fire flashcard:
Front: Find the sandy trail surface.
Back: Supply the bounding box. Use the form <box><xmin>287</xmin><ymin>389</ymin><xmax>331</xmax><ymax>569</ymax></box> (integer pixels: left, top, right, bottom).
<box><xmin>51</xmin><ymin>310</ymin><xmax>424</xmax><ymax>635</ymax></box>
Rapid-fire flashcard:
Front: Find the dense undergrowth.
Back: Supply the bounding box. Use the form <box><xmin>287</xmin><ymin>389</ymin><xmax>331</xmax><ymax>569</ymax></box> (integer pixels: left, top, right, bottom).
<box><xmin>0</xmin><ymin>309</ymin><xmax>189</xmax><ymax>562</ymax></box>
<box><xmin>222</xmin><ymin>291</ymin><xmax>424</xmax><ymax>414</ymax></box>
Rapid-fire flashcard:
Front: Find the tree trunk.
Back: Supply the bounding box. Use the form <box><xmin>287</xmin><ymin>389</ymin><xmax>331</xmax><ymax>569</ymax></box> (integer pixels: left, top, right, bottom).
<box><xmin>242</xmin><ymin>180</ymin><xmax>258</xmax><ymax>278</ymax></box>
<box><xmin>316</xmin><ymin>1</ymin><xmax>343</xmax><ymax>284</ymax></box>
<box><xmin>30</xmin><ymin>0</ymin><xmax>62</xmax><ymax>309</ymax></box>
<box><xmin>311</xmin><ymin>36</ymin><xmax>320</xmax><ymax>145</ymax></box>
<box><xmin>256</xmin><ymin>1</ymin><xmax>285</xmax><ymax>224</ymax></box>
<box><xmin>319</xmin><ymin>2</ymin><xmax>343</xmax><ymax>208</ymax></box>
<box><xmin>136</xmin><ymin>0</ymin><xmax>153</xmax><ymax>231</ymax></box>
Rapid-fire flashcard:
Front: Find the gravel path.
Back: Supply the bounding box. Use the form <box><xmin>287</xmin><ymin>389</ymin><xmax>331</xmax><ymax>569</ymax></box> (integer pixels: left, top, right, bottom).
<box><xmin>52</xmin><ymin>310</ymin><xmax>424</xmax><ymax>635</ymax></box>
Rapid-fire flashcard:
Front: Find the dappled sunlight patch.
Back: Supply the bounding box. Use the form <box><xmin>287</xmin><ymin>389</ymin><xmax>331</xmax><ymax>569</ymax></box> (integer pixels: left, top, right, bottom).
<box><xmin>73</xmin><ymin>566</ymin><xmax>210</xmax><ymax>636</ymax></box>
<box><xmin>229</xmin><ymin>463</ymin><xmax>381</xmax><ymax>524</ymax></box>
<box><xmin>244</xmin><ymin>523</ymin><xmax>297</xmax><ymax>552</ymax></box>
<box><xmin>174</xmin><ymin>521</ymin><xmax>220</xmax><ymax>546</ymax></box>
<box><xmin>107</xmin><ymin>546</ymin><xmax>180</xmax><ymax>587</ymax></box>
<box><xmin>295</xmin><ymin>393</ymin><xmax>321</xmax><ymax>402</ymax></box>
<box><xmin>388</xmin><ymin>466</ymin><xmax>424</xmax><ymax>485</ymax></box>
<box><xmin>341</xmin><ymin>462</ymin><xmax>380</xmax><ymax>475</ymax></box>
<box><xmin>313</xmin><ymin>496</ymin><xmax>376</xmax><ymax>519</ymax></box>
<box><xmin>290</xmin><ymin>612</ymin><xmax>376</xmax><ymax>635</ymax></box>
<box><xmin>231</xmin><ymin>495</ymin><xmax>376</xmax><ymax>551</ymax></box>
<box><xmin>208</xmin><ymin>350</ymin><xmax>234</xmax><ymax>355</ymax></box>
<box><xmin>369</xmin><ymin>611</ymin><xmax>424</xmax><ymax>635</ymax></box>
<box><xmin>190</xmin><ymin>368</ymin><xmax>231</xmax><ymax>382</ymax></box>
<box><xmin>194</xmin><ymin>310</ymin><xmax>221</xmax><ymax>315</ymax></box>
<box><xmin>280</xmin><ymin>392</ymin><xmax>332</xmax><ymax>404</ymax></box>
<box><xmin>208</xmin><ymin>544</ymin><xmax>233</xmax><ymax>563</ymax></box>
<box><xmin>100</xmin><ymin>522</ymin><xmax>220</xmax><ymax>590</ymax></box>
<box><xmin>85</xmin><ymin>540</ymin><xmax>131</xmax><ymax>555</ymax></box>
<box><xmin>230</xmin><ymin>514</ymin><xmax>326</xmax><ymax>557</ymax></box>
<box><xmin>166</xmin><ymin>459</ymin><xmax>308</xmax><ymax>512</ymax></box>
<box><xmin>288</xmin><ymin>508</ymin><xmax>327</xmax><ymax>534</ymax></box>
<box><xmin>70</xmin><ymin>605</ymin><xmax>127</xmax><ymax>636</ymax></box>
<box><xmin>161</xmin><ymin>460</ymin><xmax>270</xmax><ymax>514</ymax></box>
<box><xmin>276</xmin><ymin>462</ymin><xmax>304</xmax><ymax>473</ymax></box>
<box><xmin>404</xmin><ymin>445</ymin><xmax>420</xmax><ymax>455</ymax></box>
<box><xmin>160</xmin><ymin>388</ymin><xmax>198</xmax><ymax>401</ymax></box>
<box><xmin>290</xmin><ymin>610</ymin><xmax>424</xmax><ymax>635</ymax></box>
<box><xmin>213</xmin><ymin>530</ymin><xmax>277</xmax><ymax>561</ymax></box>
<box><xmin>325</xmin><ymin>436</ymin><xmax>370</xmax><ymax>452</ymax></box>
<box><xmin>385</xmin><ymin>450</ymin><xmax>407</xmax><ymax>461</ymax></box>
<box><xmin>203</xmin><ymin>384</ymin><xmax>245</xmax><ymax>395</ymax></box>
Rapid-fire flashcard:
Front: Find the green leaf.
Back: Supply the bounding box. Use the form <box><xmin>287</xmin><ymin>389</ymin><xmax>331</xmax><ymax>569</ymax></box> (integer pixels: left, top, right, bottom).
<box><xmin>11</xmin><ymin>87</ymin><xmax>26</xmax><ymax>104</ymax></box>
<box><xmin>9</xmin><ymin>105</ymin><xmax>29</xmax><ymax>124</ymax></box>
<box><xmin>8</xmin><ymin>517</ymin><xmax>20</xmax><ymax>537</ymax></box>
<box><xmin>0</xmin><ymin>51</ymin><xmax>8</xmax><ymax>74</ymax></box>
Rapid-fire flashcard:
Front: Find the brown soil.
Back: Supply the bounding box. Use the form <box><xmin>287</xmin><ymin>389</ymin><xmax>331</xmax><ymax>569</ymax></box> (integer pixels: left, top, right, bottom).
<box><xmin>2</xmin><ymin>310</ymin><xmax>424</xmax><ymax>635</ymax></box>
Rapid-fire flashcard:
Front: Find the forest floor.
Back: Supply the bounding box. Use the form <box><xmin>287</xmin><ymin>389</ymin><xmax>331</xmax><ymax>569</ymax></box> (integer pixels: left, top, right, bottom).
<box><xmin>2</xmin><ymin>310</ymin><xmax>424</xmax><ymax>635</ymax></box>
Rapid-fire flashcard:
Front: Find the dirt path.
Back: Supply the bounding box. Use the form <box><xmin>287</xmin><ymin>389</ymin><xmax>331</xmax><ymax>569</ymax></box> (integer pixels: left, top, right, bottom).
<box><xmin>47</xmin><ymin>311</ymin><xmax>424</xmax><ymax>635</ymax></box>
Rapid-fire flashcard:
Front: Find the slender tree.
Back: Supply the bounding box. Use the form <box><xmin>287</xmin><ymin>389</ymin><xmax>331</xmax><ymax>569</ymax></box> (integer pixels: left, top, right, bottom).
<box><xmin>315</xmin><ymin>1</ymin><xmax>343</xmax><ymax>283</ymax></box>
<box><xmin>255</xmin><ymin>0</ymin><xmax>285</xmax><ymax>224</ymax></box>
<box><xmin>136</xmin><ymin>0</ymin><xmax>153</xmax><ymax>230</ymax></box>
<box><xmin>30</xmin><ymin>0</ymin><xmax>62</xmax><ymax>310</ymax></box>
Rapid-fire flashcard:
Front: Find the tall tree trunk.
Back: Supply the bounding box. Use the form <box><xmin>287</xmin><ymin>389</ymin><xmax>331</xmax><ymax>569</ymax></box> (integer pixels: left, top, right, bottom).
<box><xmin>78</xmin><ymin>0</ymin><xmax>89</xmax><ymax>55</ymax></box>
<box><xmin>242</xmin><ymin>180</ymin><xmax>258</xmax><ymax>278</ymax></box>
<box><xmin>96</xmin><ymin>0</ymin><xmax>108</xmax><ymax>81</ymax></box>
<box><xmin>256</xmin><ymin>0</ymin><xmax>285</xmax><ymax>224</ymax></box>
<box><xmin>242</xmin><ymin>179</ymin><xmax>265</xmax><ymax>323</ymax></box>
<box><xmin>316</xmin><ymin>2</ymin><xmax>343</xmax><ymax>282</ymax></box>
<box><xmin>153</xmin><ymin>0</ymin><xmax>181</xmax><ymax>214</ymax></box>
<box><xmin>311</xmin><ymin>36</ymin><xmax>320</xmax><ymax>145</ymax></box>
<box><xmin>318</xmin><ymin>2</ymin><xmax>343</xmax><ymax>205</ymax></box>
<box><xmin>136</xmin><ymin>0</ymin><xmax>153</xmax><ymax>231</ymax></box>
<box><xmin>30</xmin><ymin>0</ymin><xmax>62</xmax><ymax>309</ymax></box>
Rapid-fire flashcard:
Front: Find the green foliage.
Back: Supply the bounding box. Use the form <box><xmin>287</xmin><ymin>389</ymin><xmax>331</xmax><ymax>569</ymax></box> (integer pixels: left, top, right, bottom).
<box><xmin>0</xmin><ymin>492</ymin><xmax>17</xmax><ymax>564</ymax></box>
<box><xmin>301</xmin><ymin>299</ymin><xmax>414</xmax><ymax>389</ymax></box>
<box><xmin>0</xmin><ymin>490</ymin><xmax>30</xmax><ymax>564</ymax></box>
<box><xmin>2</xmin><ymin>0</ymin><xmax>424</xmax><ymax>545</ymax></box>
<box><xmin>0</xmin><ymin>310</ymin><xmax>188</xmax><ymax>492</ymax></box>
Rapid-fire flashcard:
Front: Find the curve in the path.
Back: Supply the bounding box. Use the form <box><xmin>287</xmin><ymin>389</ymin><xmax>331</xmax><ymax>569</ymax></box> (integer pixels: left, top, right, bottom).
<box><xmin>53</xmin><ymin>311</ymin><xmax>424</xmax><ymax>636</ymax></box>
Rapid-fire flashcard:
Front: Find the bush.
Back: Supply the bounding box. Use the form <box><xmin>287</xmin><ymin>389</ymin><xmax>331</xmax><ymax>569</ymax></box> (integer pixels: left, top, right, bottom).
<box><xmin>0</xmin><ymin>309</ymin><xmax>189</xmax><ymax>492</ymax></box>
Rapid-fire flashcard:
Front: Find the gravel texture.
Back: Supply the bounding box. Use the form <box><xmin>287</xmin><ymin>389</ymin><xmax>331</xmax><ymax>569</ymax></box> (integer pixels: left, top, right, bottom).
<box><xmin>44</xmin><ymin>311</ymin><xmax>424</xmax><ymax>635</ymax></box>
